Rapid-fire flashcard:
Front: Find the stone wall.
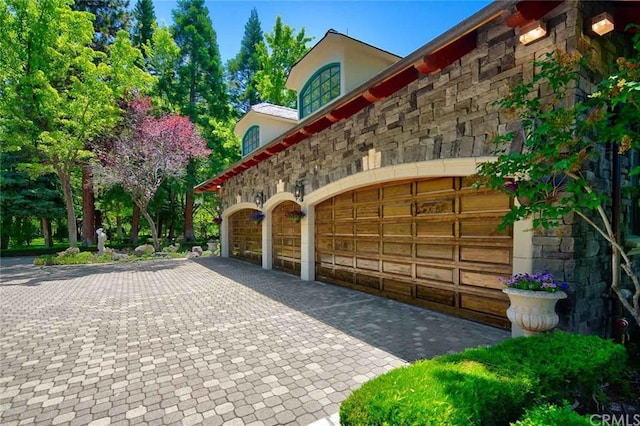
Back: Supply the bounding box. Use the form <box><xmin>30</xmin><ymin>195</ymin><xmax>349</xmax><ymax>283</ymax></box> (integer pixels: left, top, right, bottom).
<box><xmin>219</xmin><ymin>1</ymin><xmax>635</xmax><ymax>334</ymax></box>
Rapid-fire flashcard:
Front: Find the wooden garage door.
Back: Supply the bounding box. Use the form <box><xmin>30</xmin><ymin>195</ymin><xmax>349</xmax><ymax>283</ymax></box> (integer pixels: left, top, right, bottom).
<box><xmin>272</xmin><ymin>201</ymin><xmax>302</xmax><ymax>275</ymax></box>
<box><xmin>315</xmin><ymin>177</ymin><xmax>513</xmax><ymax>327</ymax></box>
<box><xmin>229</xmin><ymin>209</ymin><xmax>262</xmax><ymax>265</ymax></box>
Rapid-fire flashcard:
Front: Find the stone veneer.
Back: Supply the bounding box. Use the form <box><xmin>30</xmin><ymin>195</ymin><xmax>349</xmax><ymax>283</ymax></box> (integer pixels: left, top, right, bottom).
<box><xmin>218</xmin><ymin>0</ymin><xmax>636</xmax><ymax>335</ymax></box>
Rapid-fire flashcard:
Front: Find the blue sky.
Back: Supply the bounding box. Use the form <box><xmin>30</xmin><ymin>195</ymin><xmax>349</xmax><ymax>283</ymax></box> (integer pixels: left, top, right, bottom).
<box><xmin>152</xmin><ymin>1</ymin><xmax>493</xmax><ymax>63</ymax></box>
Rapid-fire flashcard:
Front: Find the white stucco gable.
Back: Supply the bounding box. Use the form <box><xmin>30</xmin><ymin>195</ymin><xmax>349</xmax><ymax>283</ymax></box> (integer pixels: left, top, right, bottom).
<box><xmin>235</xmin><ymin>103</ymin><xmax>298</xmax><ymax>156</ymax></box>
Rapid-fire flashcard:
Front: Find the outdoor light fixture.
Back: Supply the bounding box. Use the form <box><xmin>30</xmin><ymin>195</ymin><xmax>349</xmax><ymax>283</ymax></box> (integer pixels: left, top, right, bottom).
<box><xmin>254</xmin><ymin>191</ymin><xmax>264</xmax><ymax>208</ymax></box>
<box><xmin>519</xmin><ymin>20</ymin><xmax>547</xmax><ymax>45</ymax></box>
<box><xmin>591</xmin><ymin>12</ymin><xmax>614</xmax><ymax>36</ymax></box>
<box><xmin>294</xmin><ymin>181</ymin><xmax>304</xmax><ymax>202</ymax></box>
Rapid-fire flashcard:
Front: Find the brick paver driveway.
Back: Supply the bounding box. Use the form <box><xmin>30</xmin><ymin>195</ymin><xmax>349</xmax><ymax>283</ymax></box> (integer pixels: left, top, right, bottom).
<box><xmin>0</xmin><ymin>256</ymin><xmax>508</xmax><ymax>425</ymax></box>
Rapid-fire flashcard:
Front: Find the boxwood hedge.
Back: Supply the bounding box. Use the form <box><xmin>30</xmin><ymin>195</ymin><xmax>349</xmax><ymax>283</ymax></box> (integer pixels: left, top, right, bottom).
<box><xmin>339</xmin><ymin>332</ymin><xmax>626</xmax><ymax>426</ymax></box>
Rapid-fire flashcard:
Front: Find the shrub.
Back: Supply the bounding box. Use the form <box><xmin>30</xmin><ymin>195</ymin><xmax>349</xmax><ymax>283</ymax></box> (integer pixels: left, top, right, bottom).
<box><xmin>340</xmin><ymin>332</ymin><xmax>626</xmax><ymax>426</ymax></box>
<box><xmin>511</xmin><ymin>404</ymin><xmax>591</xmax><ymax>426</ymax></box>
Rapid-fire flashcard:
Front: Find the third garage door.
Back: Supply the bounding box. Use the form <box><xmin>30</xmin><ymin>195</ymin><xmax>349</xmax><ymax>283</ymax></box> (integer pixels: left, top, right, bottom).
<box><xmin>315</xmin><ymin>177</ymin><xmax>513</xmax><ymax>327</ymax></box>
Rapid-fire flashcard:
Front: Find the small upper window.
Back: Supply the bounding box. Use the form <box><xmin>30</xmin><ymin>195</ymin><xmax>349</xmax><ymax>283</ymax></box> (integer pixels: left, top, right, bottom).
<box><xmin>300</xmin><ymin>63</ymin><xmax>341</xmax><ymax>119</ymax></box>
<box><xmin>242</xmin><ymin>125</ymin><xmax>259</xmax><ymax>156</ymax></box>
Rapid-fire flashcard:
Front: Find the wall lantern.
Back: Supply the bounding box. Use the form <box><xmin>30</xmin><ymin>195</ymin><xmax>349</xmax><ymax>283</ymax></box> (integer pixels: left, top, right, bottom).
<box><xmin>519</xmin><ymin>20</ymin><xmax>547</xmax><ymax>45</ymax></box>
<box><xmin>591</xmin><ymin>12</ymin><xmax>614</xmax><ymax>36</ymax></box>
<box><xmin>254</xmin><ymin>191</ymin><xmax>264</xmax><ymax>208</ymax></box>
<box><xmin>294</xmin><ymin>181</ymin><xmax>304</xmax><ymax>202</ymax></box>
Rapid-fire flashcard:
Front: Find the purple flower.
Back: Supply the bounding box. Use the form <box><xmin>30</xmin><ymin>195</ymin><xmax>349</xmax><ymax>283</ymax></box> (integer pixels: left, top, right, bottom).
<box><xmin>503</xmin><ymin>271</ymin><xmax>568</xmax><ymax>293</ymax></box>
<box><xmin>503</xmin><ymin>181</ymin><xmax>518</xmax><ymax>192</ymax></box>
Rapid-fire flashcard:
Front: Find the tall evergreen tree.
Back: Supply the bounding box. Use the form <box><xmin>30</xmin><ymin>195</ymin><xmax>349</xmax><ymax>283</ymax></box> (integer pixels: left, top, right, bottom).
<box><xmin>254</xmin><ymin>16</ymin><xmax>312</xmax><ymax>108</ymax></box>
<box><xmin>131</xmin><ymin>0</ymin><xmax>155</xmax><ymax>52</ymax></box>
<box><xmin>227</xmin><ymin>7</ymin><xmax>263</xmax><ymax>115</ymax></box>
<box><xmin>71</xmin><ymin>0</ymin><xmax>131</xmax><ymax>52</ymax></box>
<box><xmin>171</xmin><ymin>0</ymin><xmax>230</xmax><ymax>241</ymax></box>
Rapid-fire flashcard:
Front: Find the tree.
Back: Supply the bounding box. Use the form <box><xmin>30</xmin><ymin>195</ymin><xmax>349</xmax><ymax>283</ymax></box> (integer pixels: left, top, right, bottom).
<box><xmin>0</xmin><ymin>153</ymin><xmax>65</xmax><ymax>249</ymax></box>
<box><xmin>476</xmin><ymin>44</ymin><xmax>640</xmax><ymax>326</ymax></box>
<box><xmin>95</xmin><ymin>96</ymin><xmax>210</xmax><ymax>251</ymax></box>
<box><xmin>131</xmin><ymin>0</ymin><xmax>155</xmax><ymax>52</ymax></box>
<box><xmin>254</xmin><ymin>16</ymin><xmax>312</xmax><ymax>108</ymax></box>
<box><xmin>227</xmin><ymin>7</ymin><xmax>263</xmax><ymax>114</ymax></box>
<box><xmin>71</xmin><ymin>0</ymin><xmax>131</xmax><ymax>52</ymax></box>
<box><xmin>0</xmin><ymin>0</ymin><xmax>153</xmax><ymax>248</ymax></box>
<box><xmin>171</xmin><ymin>0</ymin><xmax>229</xmax><ymax>241</ymax></box>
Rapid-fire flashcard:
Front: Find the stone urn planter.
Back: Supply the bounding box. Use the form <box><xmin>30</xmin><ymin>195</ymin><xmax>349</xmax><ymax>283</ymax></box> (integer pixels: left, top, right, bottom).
<box><xmin>503</xmin><ymin>288</ymin><xmax>567</xmax><ymax>336</ymax></box>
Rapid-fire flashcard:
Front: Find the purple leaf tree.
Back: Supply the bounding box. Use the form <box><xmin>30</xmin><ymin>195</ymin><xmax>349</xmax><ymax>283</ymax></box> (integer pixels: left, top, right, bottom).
<box><xmin>96</xmin><ymin>96</ymin><xmax>210</xmax><ymax>251</ymax></box>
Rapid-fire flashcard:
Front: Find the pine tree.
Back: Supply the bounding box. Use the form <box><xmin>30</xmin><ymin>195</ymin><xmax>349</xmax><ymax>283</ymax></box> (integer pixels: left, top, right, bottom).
<box><xmin>71</xmin><ymin>0</ymin><xmax>132</xmax><ymax>52</ymax></box>
<box><xmin>227</xmin><ymin>7</ymin><xmax>263</xmax><ymax>115</ymax></box>
<box><xmin>131</xmin><ymin>0</ymin><xmax>156</xmax><ymax>51</ymax></box>
<box><xmin>171</xmin><ymin>0</ymin><xmax>230</xmax><ymax>241</ymax></box>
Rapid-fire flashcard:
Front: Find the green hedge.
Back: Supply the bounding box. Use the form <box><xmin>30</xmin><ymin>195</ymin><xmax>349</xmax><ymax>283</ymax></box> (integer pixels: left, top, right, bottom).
<box><xmin>339</xmin><ymin>332</ymin><xmax>626</xmax><ymax>426</ymax></box>
<box><xmin>512</xmin><ymin>404</ymin><xmax>592</xmax><ymax>426</ymax></box>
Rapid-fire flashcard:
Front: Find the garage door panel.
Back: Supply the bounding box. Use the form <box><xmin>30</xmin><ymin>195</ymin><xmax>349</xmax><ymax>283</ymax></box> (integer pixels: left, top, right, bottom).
<box><xmin>382</xmin><ymin>261</ymin><xmax>411</xmax><ymax>276</ymax></box>
<box><xmin>356</xmin><ymin>222</ymin><xmax>379</xmax><ymax>236</ymax></box>
<box><xmin>356</xmin><ymin>205</ymin><xmax>379</xmax><ymax>218</ymax></box>
<box><xmin>315</xmin><ymin>177</ymin><xmax>513</xmax><ymax>327</ymax></box>
<box><xmin>356</xmin><ymin>273</ymin><xmax>380</xmax><ymax>289</ymax></box>
<box><xmin>416</xmin><ymin>177</ymin><xmax>455</xmax><ymax>193</ymax></box>
<box><xmin>461</xmin><ymin>293</ymin><xmax>509</xmax><ymax>317</ymax></box>
<box><xmin>382</xmin><ymin>223</ymin><xmax>412</xmax><ymax>237</ymax></box>
<box><xmin>415</xmin><ymin>199</ymin><xmax>454</xmax><ymax>215</ymax></box>
<box><xmin>416</xmin><ymin>244</ymin><xmax>454</xmax><ymax>260</ymax></box>
<box><xmin>460</xmin><ymin>246</ymin><xmax>511</xmax><ymax>265</ymax></box>
<box><xmin>416</xmin><ymin>221</ymin><xmax>454</xmax><ymax>237</ymax></box>
<box><xmin>382</xmin><ymin>278</ymin><xmax>413</xmax><ymax>296</ymax></box>
<box><xmin>461</xmin><ymin>192</ymin><xmax>511</xmax><ymax>212</ymax></box>
<box><xmin>356</xmin><ymin>240</ymin><xmax>379</xmax><ymax>254</ymax></box>
<box><xmin>356</xmin><ymin>257</ymin><xmax>379</xmax><ymax>271</ymax></box>
<box><xmin>230</xmin><ymin>209</ymin><xmax>262</xmax><ymax>265</ymax></box>
<box><xmin>459</xmin><ymin>220</ymin><xmax>506</xmax><ymax>237</ymax></box>
<box><xmin>382</xmin><ymin>203</ymin><xmax>412</xmax><ymax>217</ymax></box>
<box><xmin>416</xmin><ymin>265</ymin><xmax>454</xmax><ymax>283</ymax></box>
<box><xmin>460</xmin><ymin>270</ymin><xmax>506</xmax><ymax>290</ymax></box>
<box><xmin>382</xmin><ymin>183</ymin><xmax>412</xmax><ymax>199</ymax></box>
<box><xmin>382</xmin><ymin>242</ymin><xmax>412</xmax><ymax>257</ymax></box>
<box><xmin>416</xmin><ymin>285</ymin><xmax>456</xmax><ymax>306</ymax></box>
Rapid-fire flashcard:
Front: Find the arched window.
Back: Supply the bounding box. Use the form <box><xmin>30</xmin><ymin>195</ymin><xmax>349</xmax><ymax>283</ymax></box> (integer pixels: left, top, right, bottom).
<box><xmin>300</xmin><ymin>63</ymin><xmax>341</xmax><ymax>119</ymax></box>
<box><xmin>242</xmin><ymin>125</ymin><xmax>259</xmax><ymax>156</ymax></box>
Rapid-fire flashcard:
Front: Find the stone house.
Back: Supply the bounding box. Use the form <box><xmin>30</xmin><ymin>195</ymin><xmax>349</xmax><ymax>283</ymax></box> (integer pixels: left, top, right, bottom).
<box><xmin>196</xmin><ymin>0</ymin><xmax>639</xmax><ymax>335</ymax></box>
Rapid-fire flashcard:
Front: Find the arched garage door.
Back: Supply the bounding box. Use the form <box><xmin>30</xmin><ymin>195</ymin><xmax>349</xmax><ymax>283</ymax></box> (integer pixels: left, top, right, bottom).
<box><xmin>229</xmin><ymin>209</ymin><xmax>262</xmax><ymax>265</ymax></box>
<box><xmin>272</xmin><ymin>201</ymin><xmax>302</xmax><ymax>275</ymax></box>
<box><xmin>315</xmin><ymin>177</ymin><xmax>513</xmax><ymax>327</ymax></box>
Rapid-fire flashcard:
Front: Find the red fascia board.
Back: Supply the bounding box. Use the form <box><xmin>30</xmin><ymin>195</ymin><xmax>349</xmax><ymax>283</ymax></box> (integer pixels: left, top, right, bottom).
<box><xmin>516</xmin><ymin>1</ymin><xmax>562</xmax><ymax>21</ymax></box>
<box><xmin>282</xmin><ymin>132</ymin><xmax>307</xmax><ymax>146</ymax></box>
<box><xmin>303</xmin><ymin>117</ymin><xmax>333</xmax><ymax>135</ymax></box>
<box><xmin>369</xmin><ymin>67</ymin><xmax>419</xmax><ymax>99</ymax></box>
<box><xmin>416</xmin><ymin>31</ymin><xmax>478</xmax><ymax>74</ymax></box>
<box><xmin>332</xmin><ymin>96</ymin><xmax>372</xmax><ymax>120</ymax></box>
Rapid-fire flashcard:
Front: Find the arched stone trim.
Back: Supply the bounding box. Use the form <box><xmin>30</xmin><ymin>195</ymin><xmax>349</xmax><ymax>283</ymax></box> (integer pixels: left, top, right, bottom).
<box><xmin>298</xmin><ymin>158</ymin><xmax>534</xmax><ymax>296</ymax></box>
<box><xmin>264</xmin><ymin>192</ymin><xmax>298</xmax><ymax>212</ymax></box>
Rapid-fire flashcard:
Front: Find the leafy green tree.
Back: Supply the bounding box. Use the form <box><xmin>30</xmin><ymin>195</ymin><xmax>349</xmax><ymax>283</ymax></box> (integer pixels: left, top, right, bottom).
<box><xmin>131</xmin><ymin>0</ymin><xmax>155</xmax><ymax>53</ymax></box>
<box><xmin>0</xmin><ymin>0</ymin><xmax>153</xmax><ymax>248</ymax></box>
<box><xmin>171</xmin><ymin>0</ymin><xmax>229</xmax><ymax>241</ymax></box>
<box><xmin>254</xmin><ymin>16</ymin><xmax>312</xmax><ymax>108</ymax></box>
<box><xmin>227</xmin><ymin>7</ymin><xmax>263</xmax><ymax>114</ymax></box>
<box><xmin>71</xmin><ymin>0</ymin><xmax>131</xmax><ymax>52</ymax></box>
<box><xmin>476</xmin><ymin>42</ymin><xmax>640</xmax><ymax>326</ymax></box>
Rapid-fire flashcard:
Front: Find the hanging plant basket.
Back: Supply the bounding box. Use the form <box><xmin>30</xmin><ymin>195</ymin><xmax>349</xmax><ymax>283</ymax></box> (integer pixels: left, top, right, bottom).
<box><xmin>249</xmin><ymin>212</ymin><xmax>265</xmax><ymax>223</ymax></box>
<box><xmin>213</xmin><ymin>217</ymin><xmax>223</xmax><ymax>225</ymax></box>
<box><xmin>285</xmin><ymin>209</ymin><xmax>306</xmax><ymax>223</ymax></box>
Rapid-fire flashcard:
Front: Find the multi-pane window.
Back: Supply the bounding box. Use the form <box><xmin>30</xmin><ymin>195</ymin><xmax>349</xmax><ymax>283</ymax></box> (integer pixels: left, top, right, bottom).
<box><xmin>242</xmin><ymin>125</ymin><xmax>259</xmax><ymax>156</ymax></box>
<box><xmin>300</xmin><ymin>63</ymin><xmax>341</xmax><ymax>119</ymax></box>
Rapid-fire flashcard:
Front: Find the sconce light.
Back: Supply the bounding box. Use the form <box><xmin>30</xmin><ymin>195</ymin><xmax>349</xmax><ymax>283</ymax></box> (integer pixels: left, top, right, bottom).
<box><xmin>254</xmin><ymin>191</ymin><xmax>264</xmax><ymax>208</ymax></box>
<box><xmin>294</xmin><ymin>181</ymin><xmax>304</xmax><ymax>202</ymax></box>
<box><xmin>519</xmin><ymin>20</ymin><xmax>547</xmax><ymax>45</ymax></box>
<box><xmin>591</xmin><ymin>12</ymin><xmax>614</xmax><ymax>36</ymax></box>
